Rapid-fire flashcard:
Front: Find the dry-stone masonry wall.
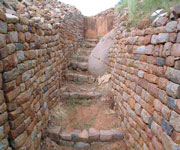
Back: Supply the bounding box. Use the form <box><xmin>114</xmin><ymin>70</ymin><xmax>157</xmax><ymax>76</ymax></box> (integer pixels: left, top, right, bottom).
<box><xmin>84</xmin><ymin>8</ymin><xmax>114</xmax><ymax>39</ymax></box>
<box><xmin>109</xmin><ymin>9</ymin><xmax>180</xmax><ymax>150</ymax></box>
<box><xmin>0</xmin><ymin>0</ymin><xmax>84</xmax><ymax>149</ymax></box>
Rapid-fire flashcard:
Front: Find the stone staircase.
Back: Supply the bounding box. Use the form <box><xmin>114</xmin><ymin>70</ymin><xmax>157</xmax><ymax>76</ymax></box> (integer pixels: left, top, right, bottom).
<box><xmin>45</xmin><ymin>41</ymin><xmax>125</xmax><ymax>149</ymax></box>
<box><xmin>84</xmin><ymin>38</ymin><xmax>99</xmax><ymax>48</ymax></box>
<box><xmin>61</xmin><ymin>47</ymin><xmax>102</xmax><ymax>100</ymax></box>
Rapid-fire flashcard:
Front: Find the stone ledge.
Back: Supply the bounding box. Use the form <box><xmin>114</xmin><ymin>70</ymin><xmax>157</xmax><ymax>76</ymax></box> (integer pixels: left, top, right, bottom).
<box><xmin>47</xmin><ymin>127</ymin><xmax>124</xmax><ymax>147</ymax></box>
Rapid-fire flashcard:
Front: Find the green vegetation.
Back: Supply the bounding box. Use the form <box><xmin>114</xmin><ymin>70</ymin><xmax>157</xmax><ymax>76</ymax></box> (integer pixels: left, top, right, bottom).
<box><xmin>98</xmin><ymin>36</ymin><xmax>104</xmax><ymax>41</ymax></box>
<box><xmin>115</xmin><ymin>0</ymin><xmax>180</xmax><ymax>26</ymax></box>
<box><xmin>73</xmin><ymin>116</ymin><xmax>96</xmax><ymax>129</ymax></box>
<box><xmin>69</xmin><ymin>98</ymin><xmax>83</xmax><ymax>106</ymax></box>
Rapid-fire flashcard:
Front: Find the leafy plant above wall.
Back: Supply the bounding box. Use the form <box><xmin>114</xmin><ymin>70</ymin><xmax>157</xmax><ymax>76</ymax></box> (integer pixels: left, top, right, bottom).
<box><xmin>115</xmin><ymin>0</ymin><xmax>180</xmax><ymax>27</ymax></box>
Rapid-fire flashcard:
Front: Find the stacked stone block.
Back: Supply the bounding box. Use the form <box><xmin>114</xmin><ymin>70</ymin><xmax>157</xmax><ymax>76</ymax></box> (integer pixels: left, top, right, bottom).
<box><xmin>0</xmin><ymin>0</ymin><xmax>84</xmax><ymax>149</ymax></box>
<box><xmin>47</xmin><ymin>127</ymin><xmax>124</xmax><ymax>149</ymax></box>
<box><xmin>109</xmin><ymin>14</ymin><xmax>180</xmax><ymax>150</ymax></box>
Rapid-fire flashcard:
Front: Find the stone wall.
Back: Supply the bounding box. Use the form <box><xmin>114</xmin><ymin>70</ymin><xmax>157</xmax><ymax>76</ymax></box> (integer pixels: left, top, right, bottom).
<box><xmin>0</xmin><ymin>0</ymin><xmax>84</xmax><ymax>149</ymax></box>
<box><xmin>109</xmin><ymin>12</ymin><xmax>180</xmax><ymax>150</ymax></box>
<box><xmin>84</xmin><ymin>8</ymin><xmax>114</xmax><ymax>39</ymax></box>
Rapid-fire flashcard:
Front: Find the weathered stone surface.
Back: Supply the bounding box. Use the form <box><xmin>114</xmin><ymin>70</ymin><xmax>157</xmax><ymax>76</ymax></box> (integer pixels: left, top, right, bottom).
<box><xmin>0</xmin><ymin>139</ymin><xmax>9</xmax><ymax>150</ymax></box>
<box><xmin>169</xmin><ymin>111</ymin><xmax>180</xmax><ymax>132</ymax></box>
<box><xmin>48</xmin><ymin>126</ymin><xmax>61</xmax><ymax>141</ymax></box>
<box><xmin>175</xmin><ymin>99</ymin><xmax>180</xmax><ymax>114</ymax></box>
<box><xmin>5</xmin><ymin>14</ymin><xmax>19</xmax><ymax>23</ymax></box>
<box><xmin>16</xmin><ymin>51</ymin><xmax>25</xmax><ymax>63</ymax></box>
<box><xmin>6</xmin><ymin>43</ymin><xmax>16</xmax><ymax>55</ymax></box>
<box><xmin>0</xmin><ymin>10</ymin><xmax>6</xmax><ymax>21</ymax></box>
<box><xmin>137</xmin><ymin>46</ymin><xmax>146</xmax><ymax>54</ymax></box>
<box><xmin>100</xmin><ymin>130</ymin><xmax>112</xmax><ymax>141</ymax></box>
<box><xmin>72</xmin><ymin>130</ymin><xmax>80</xmax><ymax>141</ymax></box>
<box><xmin>161</xmin><ymin>132</ymin><xmax>180</xmax><ymax>150</ymax></box>
<box><xmin>157</xmin><ymin>33</ymin><xmax>169</xmax><ymax>43</ymax></box>
<box><xmin>152</xmin><ymin>136</ymin><xmax>163</xmax><ymax>150</ymax></box>
<box><xmin>78</xmin><ymin>130</ymin><xmax>88</xmax><ymax>142</ymax></box>
<box><xmin>60</xmin><ymin>133</ymin><xmax>72</xmax><ymax>141</ymax></box>
<box><xmin>74</xmin><ymin>142</ymin><xmax>90</xmax><ymax>150</ymax></box>
<box><xmin>0</xmin><ymin>34</ymin><xmax>6</xmax><ymax>49</ymax></box>
<box><xmin>151</xmin><ymin>35</ymin><xmax>158</xmax><ymax>44</ymax></box>
<box><xmin>148</xmin><ymin>117</ymin><xmax>153</xmax><ymax>129</ymax></box>
<box><xmin>156</xmin><ymin>57</ymin><xmax>165</xmax><ymax>66</ymax></box>
<box><xmin>111</xmin><ymin>129</ymin><xmax>124</xmax><ymax>140</ymax></box>
<box><xmin>161</xmin><ymin>105</ymin><xmax>171</xmax><ymax>120</ymax></box>
<box><xmin>59</xmin><ymin>140</ymin><xmax>74</xmax><ymax>146</ymax></box>
<box><xmin>0</xmin><ymin>20</ymin><xmax>7</xmax><ymax>34</ymax></box>
<box><xmin>0</xmin><ymin>47</ymin><xmax>8</xmax><ymax>60</ymax></box>
<box><xmin>151</xmin><ymin>121</ymin><xmax>163</xmax><ymax>140</ymax></box>
<box><xmin>155</xmin><ymin>17</ymin><xmax>168</xmax><ymax>27</ymax></box>
<box><xmin>178</xmin><ymin>21</ymin><xmax>180</xmax><ymax>31</ymax></box>
<box><xmin>10</xmin><ymin>132</ymin><xmax>27</xmax><ymax>149</ymax></box>
<box><xmin>161</xmin><ymin>118</ymin><xmax>173</xmax><ymax>136</ymax></box>
<box><xmin>141</xmin><ymin>109</ymin><xmax>151</xmax><ymax>124</ymax></box>
<box><xmin>175</xmin><ymin>60</ymin><xmax>180</xmax><ymax>70</ymax></box>
<box><xmin>9</xmin><ymin>32</ymin><xmax>18</xmax><ymax>43</ymax></box>
<box><xmin>176</xmin><ymin>32</ymin><xmax>180</xmax><ymax>43</ymax></box>
<box><xmin>22</xmin><ymin>69</ymin><xmax>34</xmax><ymax>82</ymax></box>
<box><xmin>135</xmin><ymin>103</ymin><xmax>141</xmax><ymax>115</ymax></box>
<box><xmin>138</xmin><ymin>70</ymin><xmax>144</xmax><ymax>78</ymax></box>
<box><xmin>154</xmin><ymin>99</ymin><xmax>163</xmax><ymax>112</ymax></box>
<box><xmin>88</xmin><ymin>30</ymin><xmax>114</xmax><ymax>76</ymax></box>
<box><xmin>172</xmin><ymin>4</ymin><xmax>180</xmax><ymax>17</ymax></box>
<box><xmin>163</xmin><ymin>42</ymin><xmax>172</xmax><ymax>57</ymax></box>
<box><xmin>3</xmin><ymin>68</ymin><xmax>19</xmax><ymax>82</ymax></box>
<box><xmin>89</xmin><ymin>128</ymin><xmax>99</xmax><ymax>141</ymax></box>
<box><xmin>171</xmin><ymin>44</ymin><xmax>180</xmax><ymax>57</ymax></box>
<box><xmin>166</xmin><ymin>81</ymin><xmax>180</xmax><ymax>99</ymax></box>
<box><xmin>172</xmin><ymin>131</ymin><xmax>180</xmax><ymax>144</ymax></box>
<box><xmin>165</xmin><ymin>56</ymin><xmax>175</xmax><ymax>67</ymax></box>
<box><xmin>165</xmin><ymin>21</ymin><xmax>177</xmax><ymax>32</ymax></box>
<box><xmin>166</xmin><ymin>67</ymin><xmax>180</xmax><ymax>85</ymax></box>
<box><xmin>168</xmin><ymin>97</ymin><xmax>177</xmax><ymax>110</ymax></box>
<box><xmin>3</xmin><ymin>54</ymin><xmax>18</xmax><ymax>71</ymax></box>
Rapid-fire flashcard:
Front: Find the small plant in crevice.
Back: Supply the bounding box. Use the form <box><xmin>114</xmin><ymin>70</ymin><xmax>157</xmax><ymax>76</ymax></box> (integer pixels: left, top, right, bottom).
<box><xmin>69</xmin><ymin>98</ymin><xmax>82</xmax><ymax>106</ymax></box>
<box><xmin>98</xmin><ymin>36</ymin><xmax>104</xmax><ymax>41</ymax></box>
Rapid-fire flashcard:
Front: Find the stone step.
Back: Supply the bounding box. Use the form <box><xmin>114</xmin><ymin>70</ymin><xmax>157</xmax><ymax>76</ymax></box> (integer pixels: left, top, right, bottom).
<box><xmin>85</xmin><ymin>38</ymin><xmax>99</xmax><ymax>43</ymax></box>
<box><xmin>72</xmin><ymin>56</ymin><xmax>88</xmax><ymax>62</ymax></box>
<box><xmin>48</xmin><ymin>127</ymin><xmax>124</xmax><ymax>148</ymax></box>
<box><xmin>84</xmin><ymin>41</ymin><xmax>97</xmax><ymax>48</ymax></box>
<box><xmin>60</xmin><ymin>91</ymin><xmax>102</xmax><ymax>99</ymax></box>
<box><xmin>65</xmin><ymin>72</ymin><xmax>95</xmax><ymax>83</ymax></box>
<box><xmin>70</xmin><ymin>61</ymin><xmax>88</xmax><ymax>71</ymax></box>
<box><xmin>75</xmin><ymin>49</ymin><xmax>92</xmax><ymax>57</ymax></box>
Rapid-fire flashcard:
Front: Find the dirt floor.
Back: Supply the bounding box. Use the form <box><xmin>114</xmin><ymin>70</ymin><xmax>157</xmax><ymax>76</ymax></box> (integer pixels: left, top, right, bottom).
<box><xmin>41</xmin><ymin>78</ymin><xmax>127</xmax><ymax>150</ymax></box>
<box><xmin>48</xmin><ymin>97</ymin><xmax>121</xmax><ymax>133</ymax></box>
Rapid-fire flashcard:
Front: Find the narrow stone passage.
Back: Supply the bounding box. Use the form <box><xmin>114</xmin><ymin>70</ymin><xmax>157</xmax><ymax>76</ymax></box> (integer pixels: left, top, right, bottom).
<box><xmin>41</xmin><ymin>39</ymin><xmax>127</xmax><ymax>150</ymax></box>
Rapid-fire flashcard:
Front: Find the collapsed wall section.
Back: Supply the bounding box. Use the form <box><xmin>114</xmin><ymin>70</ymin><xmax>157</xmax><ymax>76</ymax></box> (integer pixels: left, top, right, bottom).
<box><xmin>109</xmin><ymin>12</ymin><xmax>180</xmax><ymax>150</ymax></box>
<box><xmin>0</xmin><ymin>0</ymin><xmax>84</xmax><ymax>149</ymax></box>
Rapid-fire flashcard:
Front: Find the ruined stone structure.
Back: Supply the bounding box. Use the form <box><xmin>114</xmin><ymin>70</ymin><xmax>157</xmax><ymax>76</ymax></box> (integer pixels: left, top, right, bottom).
<box><xmin>84</xmin><ymin>8</ymin><xmax>114</xmax><ymax>39</ymax></box>
<box><xmin>0</xmin><ymin>0</ymin><xmax>180</xmax><ymax>150</ymax></box>
<box><xmin>109</xmin><ymin>10</ymin><xmax>180</xmax><ymax>150</ymax></box>
<box><xmin>0</xmin><ymin>0</ymin><xmax>84</xmax><ymax>149</ymax></box>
